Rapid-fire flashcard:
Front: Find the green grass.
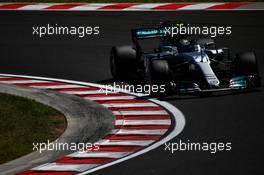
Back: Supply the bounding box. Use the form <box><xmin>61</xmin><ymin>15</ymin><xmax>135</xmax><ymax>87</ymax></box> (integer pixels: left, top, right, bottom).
<box><xmin>0</xmin><ymin>93</ymin><xmax>66</xmax><ymax>164</ymax></box>
<box><xmin>0</xmin><ymin>0</ymin><xmax>264</xmax><ymax>3</ymax></box>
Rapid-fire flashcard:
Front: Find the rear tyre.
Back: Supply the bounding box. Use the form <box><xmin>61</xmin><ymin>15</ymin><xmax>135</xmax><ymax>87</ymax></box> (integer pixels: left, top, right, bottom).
<box><xmin>110</xmin><ymin>46</ymin><xmax>137</xmax><ymax>79</ymax></box>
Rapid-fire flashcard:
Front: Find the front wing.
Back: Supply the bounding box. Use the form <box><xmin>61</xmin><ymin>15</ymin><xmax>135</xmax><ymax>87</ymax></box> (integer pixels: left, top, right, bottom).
<box><xmin>172</xmin><ymin>75</ymin><xmax>261</xmax><ymax>94</ymax></box>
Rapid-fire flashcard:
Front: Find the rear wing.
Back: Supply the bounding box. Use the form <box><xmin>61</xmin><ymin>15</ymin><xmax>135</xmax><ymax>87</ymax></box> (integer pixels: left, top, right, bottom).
<box><xmin>131</xmin><ymin>28</ymin><xmax>168</xmax><ymax>53</ymax></box>
<box><xmin>131</xmin><ymin>28</ymin><xmax>166</xmax><ymax>40</ymax></box>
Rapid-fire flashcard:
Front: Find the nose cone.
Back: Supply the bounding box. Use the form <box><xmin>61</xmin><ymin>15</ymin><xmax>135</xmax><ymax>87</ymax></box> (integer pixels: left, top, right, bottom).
<box><xmin>196</xmin><ymin>62</ymin><xmax>220</xmax><ymax>88</ymax></box>
<box><xmin>207</xmin><ymin>76</ymin><xmax>220</xmax><ymax>88</ymax></box>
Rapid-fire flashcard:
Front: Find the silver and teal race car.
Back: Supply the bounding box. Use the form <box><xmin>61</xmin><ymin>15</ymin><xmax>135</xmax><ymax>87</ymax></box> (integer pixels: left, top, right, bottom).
<box><xmin>109</xmin><ymin>23</ymin><xmax>261</xmax><ymax>95</ymax></box>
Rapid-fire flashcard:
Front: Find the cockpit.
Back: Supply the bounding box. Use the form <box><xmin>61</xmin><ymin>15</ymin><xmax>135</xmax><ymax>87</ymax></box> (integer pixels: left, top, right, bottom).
<box><xmin>159</xmin><ymin>38</ymin><xmax>202</xmax><ymax>55</ymax></box>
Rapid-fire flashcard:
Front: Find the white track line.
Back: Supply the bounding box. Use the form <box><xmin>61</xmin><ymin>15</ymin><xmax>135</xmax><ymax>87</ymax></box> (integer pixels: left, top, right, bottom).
<box><xmin>69</xmin><ymin>151</ymin><xmax>131</xmax><ymax>158</ymax></box>
<box><xmin>110</xmin><ymin>129</ymin><xmax>167</xmax><ymax>135</ymax></box>
<box><xmin>84</xmin><ymin>96</ymin><xmax>135</xmax><ymax>101</ymax></box>
<box><xmin>30</xmin><ymin>84</ymin><xmax>85</xmax><ymax>89</ymax></box>
<box><xmin>0</xmin><ymin>80</ymin><xmax>47</xmax><ymax>84</ymax></box>
<box><xmin>103</xmin><ymin>103</ymin><xmax>158</xmax><ymax>108</ymax></box>
<box><xmin>61</xmin><ymin>90</ymin><xmax>114</xmax><ymax>95</ymax></box>
<box><xmin>115</xmin><ymin>119</ymin><xmax>171</xmax><ymax>126</ymax></box>
<box><xmin>98</xmin><ymin>139</ymin><xmax>154</xmax><ymax>146</ymax></box>
<box><xmin>113</xmin><ymin>110</ymin><xmax>168</xmax><ymax>115</ymax></box>
<box><xmin>32</xmin><ymin>163</ymin><xmax>98</xmax><ymax>172</ymax></box>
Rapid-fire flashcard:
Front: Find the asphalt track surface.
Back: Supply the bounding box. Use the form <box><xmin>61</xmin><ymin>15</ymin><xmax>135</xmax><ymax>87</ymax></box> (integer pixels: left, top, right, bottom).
<box><xmin>0</xmin><ymin>11</ymin><xmax>264</xmax><ymax>175</ymax></box>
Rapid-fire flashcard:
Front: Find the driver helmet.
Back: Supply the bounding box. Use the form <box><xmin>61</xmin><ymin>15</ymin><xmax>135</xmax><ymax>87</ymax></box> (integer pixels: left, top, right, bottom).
<box><xmin>194</xmin><ymin>44</ymin><xmax>201</xmax><ymax>52</ymax></box>
<box><xmin>179</xmin><ymin>39</ymin><xmax>190</xmax><ymax>46</ymax></box>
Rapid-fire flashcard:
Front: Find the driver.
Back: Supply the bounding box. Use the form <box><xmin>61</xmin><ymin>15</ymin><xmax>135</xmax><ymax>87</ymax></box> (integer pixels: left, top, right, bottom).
<box><xmin>161</xmin><ymin>36</ymin><xmax>200</xmax><ymax>53</ymax></box>
<box><xmin>177</xmin><ymin>38</ymin><xmax>191</xmax><ymax>52</ymax></box>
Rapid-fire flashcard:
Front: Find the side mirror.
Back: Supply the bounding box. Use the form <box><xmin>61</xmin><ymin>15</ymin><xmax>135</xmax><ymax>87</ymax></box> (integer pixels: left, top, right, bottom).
<box><xmin>205</xmin><ymin>42</ymin><xmax>216</xmax><ymax>50</ymax></box>
<box><xmin>221</xmin><ymin>47</ymin><xmax>231</xmax><ymax>60</ymax></box>
<box><xmin>154</xmin><ymin>48</ymin><xmax>161</xmax><ymax>53</ymax></box>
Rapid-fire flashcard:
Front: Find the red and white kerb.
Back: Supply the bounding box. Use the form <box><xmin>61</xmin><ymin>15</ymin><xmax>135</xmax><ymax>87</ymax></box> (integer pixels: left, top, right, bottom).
<box><xmin>0</xmin><ymin>74</ymin><xmax>183</xmax><ymax>175</ymax></box>
<box><xmin>0</xmin><ymin>3</ymin><xmax>253</xmax><ymax>11</ymax></box>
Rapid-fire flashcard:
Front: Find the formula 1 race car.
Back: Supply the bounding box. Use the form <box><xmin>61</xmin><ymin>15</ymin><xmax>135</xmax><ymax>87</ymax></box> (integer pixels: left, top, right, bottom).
<box><xmin>110</xmin><ymin>22</ymin><xmax>261</xmax><ymax>95</ymax></box>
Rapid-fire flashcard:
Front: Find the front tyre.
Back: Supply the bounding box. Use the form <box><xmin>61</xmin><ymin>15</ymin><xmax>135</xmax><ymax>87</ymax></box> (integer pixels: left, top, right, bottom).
<box><xmin>144</xmin><ymin>60</ymin><xmax>170</xmax><ymax>96</ymax></box>
<box><xmin>235</xmin><ymin>52</ymin><xmax>259</xmax><ymax>75</ymax></box>
<box><xmin>235</xmin><ymin>51</ymin><xmax>261</xmax><ymax>88</ymax></box>
<box><xmin>145</xmin><ymin>60</ymin><xmax>169</xmax><ymax>84</ymax></box>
